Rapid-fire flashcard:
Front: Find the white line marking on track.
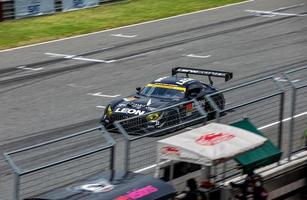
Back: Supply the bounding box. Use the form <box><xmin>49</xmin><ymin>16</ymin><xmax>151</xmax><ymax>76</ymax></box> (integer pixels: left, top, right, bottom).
<box><xmin>45</xmin><ymin>52</ymin><xmax>76</xmax><ymax>58</ymax></box>
<box><xmin>96</xmin><ymin>106</ymin><xmax>106</xmax><ymax>109</ymax></box>
<box><xmin>88</xmin><ymin>92</ymin><xmax>121</xmax><ymax>98</ymax></box>
<box><xmin>274</xmin><ymin>77</ymin><xmax>300</xmax><ymax>83</ymax></box>
<box><xmin>72</xmin><ymin>57</ymin><xmax>114</xmax><ymax>63</ymax></box>
<box><xmin>0</xmin><ymin>0</ymin><xmax>254</xmax><ymax>53</ymax></box>
<box><xmin>185</xmin><ymin>54</ymin><xmax>211</xmax><ymax>59</ymax></box>
<box><xmin>17</xmin><ymin>66</ymin><xmax>43</xmax><ymax>71</ymax></box>
<box><xmin>45</xmin><ymin>52</ymin><xmax>115</xmax><ymax>63</ymax></box>
<box><xmin>134</xmin><ymin>160</ymin><xmax>170</xmax><ymax>173</ymax></box>
<box><xmin>111</xmin><ymin>34</ymin><xmax>137</xmax><ymax>38</ymax></box>
<box><xmin>246</xmin><ymin>10</ymin><xmax>306</xmax><ymax>17</ymax></box>
<box><xmin>259</xmin><ymin>111</ymin><xmax>307</xmax><ymax>130</ymax></box>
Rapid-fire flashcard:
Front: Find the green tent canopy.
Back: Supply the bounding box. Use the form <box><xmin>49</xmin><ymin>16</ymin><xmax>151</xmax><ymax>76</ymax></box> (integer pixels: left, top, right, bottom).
<box><xmin>231</xmin><ymin>118</ymin><xmax>282</xmax><ymax>172</ymax></box>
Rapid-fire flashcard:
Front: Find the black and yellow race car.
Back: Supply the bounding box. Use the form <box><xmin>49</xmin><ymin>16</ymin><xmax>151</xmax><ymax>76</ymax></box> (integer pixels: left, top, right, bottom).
<box><xmin>101</xmin><ymin>67</ymin><xmax>232</xmax><ymax>132</ymax></box>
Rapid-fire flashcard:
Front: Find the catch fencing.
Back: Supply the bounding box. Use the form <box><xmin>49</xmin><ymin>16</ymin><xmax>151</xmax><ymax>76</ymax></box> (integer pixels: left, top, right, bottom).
<box><xmin>205</xmin><ymin>76</ymin><xmax>286</xmax><ymax>183</ymax></box>
<box><xmin>4</xmin><ymin>126</ymin><xmax>115</xmax><ymax>200</ymax></box>
<box><xmin>284</xmin><ymin>65</ymin><xmax>307</xmax><ymax>157</ymax></box>
<box><xmin>0</xmin><ymin>0</ymin><xmax>119</xmax><ymax>21</ymax></box>
<box><xmin>3</xmin><ymin>67</ymin><xmax>307</xmax><ymax>199</ymax></box>
<box><xmin>114</xmin><ymin>99</ymin><xmax>208</xmax><ymax>174</ymax></box>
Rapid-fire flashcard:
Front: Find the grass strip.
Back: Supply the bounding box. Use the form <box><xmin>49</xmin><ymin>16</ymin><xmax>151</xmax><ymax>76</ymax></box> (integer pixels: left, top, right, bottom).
<box><xmin>0</xmin><ymin>0</ymin><xmax>244</xmax><ymax>50</ymax></box>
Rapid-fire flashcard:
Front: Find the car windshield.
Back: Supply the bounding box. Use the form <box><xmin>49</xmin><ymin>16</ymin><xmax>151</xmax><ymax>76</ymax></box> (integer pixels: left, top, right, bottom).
<box><xmin>140</xmin><ymin>84</ymin><xmax>186</xmax><ymax>99</ymax></box>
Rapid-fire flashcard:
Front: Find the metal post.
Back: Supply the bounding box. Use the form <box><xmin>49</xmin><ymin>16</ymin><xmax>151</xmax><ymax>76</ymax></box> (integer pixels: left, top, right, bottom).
<box><xmin>109</xmin><ymin>146</ymin><xmax>115</xmax><ymax>181</ymax></box>
<box><xmin>14</xmin><ymin>173</ymin><xmax>20</xmax><ymax>200</ymax></box>
<box><xmin>114</xmin><ymin>121</ymin><xmax>131</xmax><ymax>175</ymax></box>
<box><xmin>216</xmin><ymin>110</ymin><xmax>221</xmax><ymax>123</ymax></box>
<box><xmin>288</xmin><ymin>88</ymin><xmax>297</xmax><ymax>161</ymax></box>
<box><xmin>169</xmin><ymin>161</ymin><xmax>174</xmax><ymax>183</ymax></box>
<box><xmin>222</xmin><ymin>162</ymin><xmax>227</xmax><ymax>184</ymax></box>
<box><xmin>193</xmin><ymin>99</ymin><xmax>207</xmax><ymax>124</ymax></box>
<box><xmin>277</xmin><ymin>93</ymin><xmax>285</xmax><ymax>150</ymax></box>
<box><xmin>124</xmin><ymin>140</ymin><xmax>131</xmax><ymax>175</ymax></box>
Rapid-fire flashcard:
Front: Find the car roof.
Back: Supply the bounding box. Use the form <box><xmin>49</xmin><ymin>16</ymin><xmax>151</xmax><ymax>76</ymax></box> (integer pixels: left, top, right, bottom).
<box><xmin>150</xmin><ymin>76</ymin><xmax>198</xmax><ymax>87</ymax></box>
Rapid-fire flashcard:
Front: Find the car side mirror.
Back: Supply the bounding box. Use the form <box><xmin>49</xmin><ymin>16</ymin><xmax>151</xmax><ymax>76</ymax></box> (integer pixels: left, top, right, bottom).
<box><xmin>136</xmin><ymin>87</ymin><xmax>141</xmax><ymax>94</ymax></box>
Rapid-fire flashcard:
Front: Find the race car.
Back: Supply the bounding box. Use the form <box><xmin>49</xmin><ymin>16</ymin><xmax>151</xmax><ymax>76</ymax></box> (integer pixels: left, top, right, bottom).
<box><xmin>100</xmin><ymin>67</ymin><xmax>232</xmax><ymax>133</ymax></box>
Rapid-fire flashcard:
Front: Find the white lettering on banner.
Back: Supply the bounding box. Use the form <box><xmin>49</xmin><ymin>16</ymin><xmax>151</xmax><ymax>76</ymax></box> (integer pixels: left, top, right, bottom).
<box><xmin>14</xmin><ymin>0</ymin><xmax>55</xmax><ymax>19</ymax></box>
<box><xmin>62</xmin><ymin>0</ymin><xmax>99</xmax><ymax>12</ymax></box>
<box><xmin>115</xmin><ymin>108</ymin><xmax>145</xmax><ymax>115</ymax></box>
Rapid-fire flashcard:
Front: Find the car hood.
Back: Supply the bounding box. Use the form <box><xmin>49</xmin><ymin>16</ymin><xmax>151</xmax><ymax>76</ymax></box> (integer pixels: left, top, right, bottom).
<box><xmin>112</xmin><ymin>95</ymin><xmax>177</xmax><ymax>116</ymax></box>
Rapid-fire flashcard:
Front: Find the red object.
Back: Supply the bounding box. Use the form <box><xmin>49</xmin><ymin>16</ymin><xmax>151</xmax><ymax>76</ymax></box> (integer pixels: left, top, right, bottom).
<box><xmin>185</xmin><ymin>103</ymin><xmax>193</xmax><ymax>111</ymax></box>
<box><xmin>195</xmin><ymin>132</ymin><xmax>235</xmax><ymax>146</ymax></box>
<box><xmin>0</xmin><ymin>0</ymin><xmax>3</xmax><ymax>22</ymax></box>
<box><xmin>162</xmin><ymin>146</ymin><xmax>180</xmax><ymax>155</ymax></box>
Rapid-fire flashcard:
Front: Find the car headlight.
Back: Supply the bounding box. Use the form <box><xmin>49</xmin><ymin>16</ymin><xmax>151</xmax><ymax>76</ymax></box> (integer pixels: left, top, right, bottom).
<box><xmin>146</xmin><ymin>112</ymin><xmax>161</xmax><ymax>122</ymax></box>
<box><xmin>106</xmin><ymin>106</ymin><xmax>112</xmax><ymax>117</ymax></box>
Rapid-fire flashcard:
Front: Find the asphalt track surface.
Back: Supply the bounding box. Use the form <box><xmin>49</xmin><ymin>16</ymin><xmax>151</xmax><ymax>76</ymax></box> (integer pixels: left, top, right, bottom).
<box><xmin>0</xmin><ymin>0</ymin><xmax>306</xmax><ymax>199</ymax></box>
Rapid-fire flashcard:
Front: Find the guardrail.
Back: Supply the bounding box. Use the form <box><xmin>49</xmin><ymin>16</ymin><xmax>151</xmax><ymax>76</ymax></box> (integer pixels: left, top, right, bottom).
<box><xmin>284</xmin><ymin>65</ymin><xmax>307</xmax><ymax>158</ymax></box>
<box><xmin>3</xmin><ymin>66</ymin><xmax>307</xmax><ymax>199</ymax></box>
<box><xmin>0</xmin><ymin>0</ymin><xmax>120</xmax><ymax>21</ymax></box>
<box><xmin>4</xmin><ymin>126</ymin><xmax>115</xmax><ymax>200</ymax></box>
<box><xmin>114</xmin><ymin>99</ymin><xmax>208</xmax><ymax>174</ymax></box>
<box><xmin>204</xmin><ymin>76</ymin><xmax>285</xmax><ymax>183</ymax></box>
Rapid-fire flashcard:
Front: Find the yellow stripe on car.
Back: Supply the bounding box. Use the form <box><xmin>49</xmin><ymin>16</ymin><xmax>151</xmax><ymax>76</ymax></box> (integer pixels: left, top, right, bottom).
<box><xmin>146</xmin><ymin>83</ymin><xmax>186</xmax><ymax>91</ymax></box>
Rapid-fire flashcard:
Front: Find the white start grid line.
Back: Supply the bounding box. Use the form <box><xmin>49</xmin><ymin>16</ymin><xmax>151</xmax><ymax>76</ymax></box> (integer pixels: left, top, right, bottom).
<box><xmin>45</xmin><ymin>53</ymin><xmax>115</xmax><ymax>63</ymax></box>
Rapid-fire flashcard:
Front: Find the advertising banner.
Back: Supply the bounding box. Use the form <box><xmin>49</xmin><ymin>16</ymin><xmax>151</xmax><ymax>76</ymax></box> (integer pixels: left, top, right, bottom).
<box><xmin>62</xmin><ymin>0</ymin><xmax>99</xmax><ymax>12</ymax></box>
<box><xmin>14</xmin><ymin>0</ymin><xmax>55</xmax><ymax>19</ymax></box>
<box><xmin>0</xmin><ymin>0</ymin><xmax>3</xmax><ymax>21</ymax></box>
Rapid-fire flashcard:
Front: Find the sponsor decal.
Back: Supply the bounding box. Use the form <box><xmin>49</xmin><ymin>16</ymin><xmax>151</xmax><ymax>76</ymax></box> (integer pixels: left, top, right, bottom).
<box><xmin>130</xmin><ymin>102</ymin><xmax>147</xmax><ymax>109</ymax></box>
<box><xmin>196</xmin><ymin>132</ymin><xmax>235</xmax><ymax>146</ymax></box>
<box><xmin>146</xmin><ymin>83</ymin><xmax>186</xmax><ymax>91</ymax></box>
<box><xmin>76</xmin><ymin>180</ymin><xmax>114</xmax><ymax>193</ymax></box>
<box><xmin>177</xmin><ymin>68</ymin><xmax>227</xmax><ymax>77</ymax></box>
<box><xmin>114</xmin><ymin>185</ymin><xmax>158</xmax><ymax>200</ymax></box>
<box><xmin>115</xmin><ymin>108</ymin><xmax>145</xmax><ymax>115</ymax></box>
<box><xmin>123</xmin><ymin>96</ymin><xmax>137</xmax><ymax>102</ymax></box>
<box><xmin>175</xmin><ymin>78</ymin><xmax>194</xmax><ymax>85</ymax></box>
<box><xmin>161</xmin><ymin>146</ymin><xmax>180</xmax><ymax>155</ymax></box>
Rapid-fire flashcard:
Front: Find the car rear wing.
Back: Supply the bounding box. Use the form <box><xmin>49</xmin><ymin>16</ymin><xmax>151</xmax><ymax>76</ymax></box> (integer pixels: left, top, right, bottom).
<box><xmin>172</xmin><ymin>67</ymin><xmax>233</xmax><ymax>82</ymax></box>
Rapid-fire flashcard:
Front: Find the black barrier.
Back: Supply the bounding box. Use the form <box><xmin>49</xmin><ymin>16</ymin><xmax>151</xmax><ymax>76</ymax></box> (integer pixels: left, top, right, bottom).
<box><xmin>0</xmin><ymin>0</ymin><xmax>122</xmax><ymax>21</ymax></box>
<box><xmin>0</xmin><ymin>0</ymin><xmax>3</xmax><ymax>21</ymax></box>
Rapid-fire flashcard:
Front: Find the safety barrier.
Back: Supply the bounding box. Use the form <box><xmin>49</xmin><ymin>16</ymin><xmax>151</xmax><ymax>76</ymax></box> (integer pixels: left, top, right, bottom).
<box><xmin>0</xmin><ymin>0</ymin><xmax>120</xmax><ymax>21</ymax></box>
<box><xmin>284</xmin><ymin>65</ymin><xmax>307</xmax><ymax>158</ymax></box>
<box><xmin>4</xmin><ymin>126</ymin><xmax>115</xmax><ymax>200</ymax></box>
<box><xmin>114</xmin><ymin>99</ymin><xmax>208</xmax><ymax>174</ymax></box>
<box><xmin>0</xmin><ymin>0</ymin><xmax>3</xmax><ymax>21</ymax></box>
<box><xmin>205</xmin><ymin>76</ymin><xmax>285</xmax><ymax>183</ymax></box>
<box><xmin>3</xmin><ymin>66</ymin><xmax>307</xmax><ymax>199</ymax></box>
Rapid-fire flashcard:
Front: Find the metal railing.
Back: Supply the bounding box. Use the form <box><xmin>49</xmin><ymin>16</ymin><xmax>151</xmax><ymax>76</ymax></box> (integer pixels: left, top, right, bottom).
<box><xmin>3</xmin><ymin>67</ymin><xmax>307</xmax><ymax>199</ymax></box>
<box><xmin>4</xmin><ymin>126</ymin><xmax>115</xmax><ymax>200</ymax></box>
<box><xmin>205</xmin><ymin>76</ymin><xmax>286</xmax><ymax>183</ymax></box>
<box><xmin>114</xmin><ymin>99</ymin><xmax>208</xmax><ymax>174</ymax></box>
<box><xmin>284</xmin><ymin>65</ymin><xmax>307</xmax><ymax>159</ymax></box>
